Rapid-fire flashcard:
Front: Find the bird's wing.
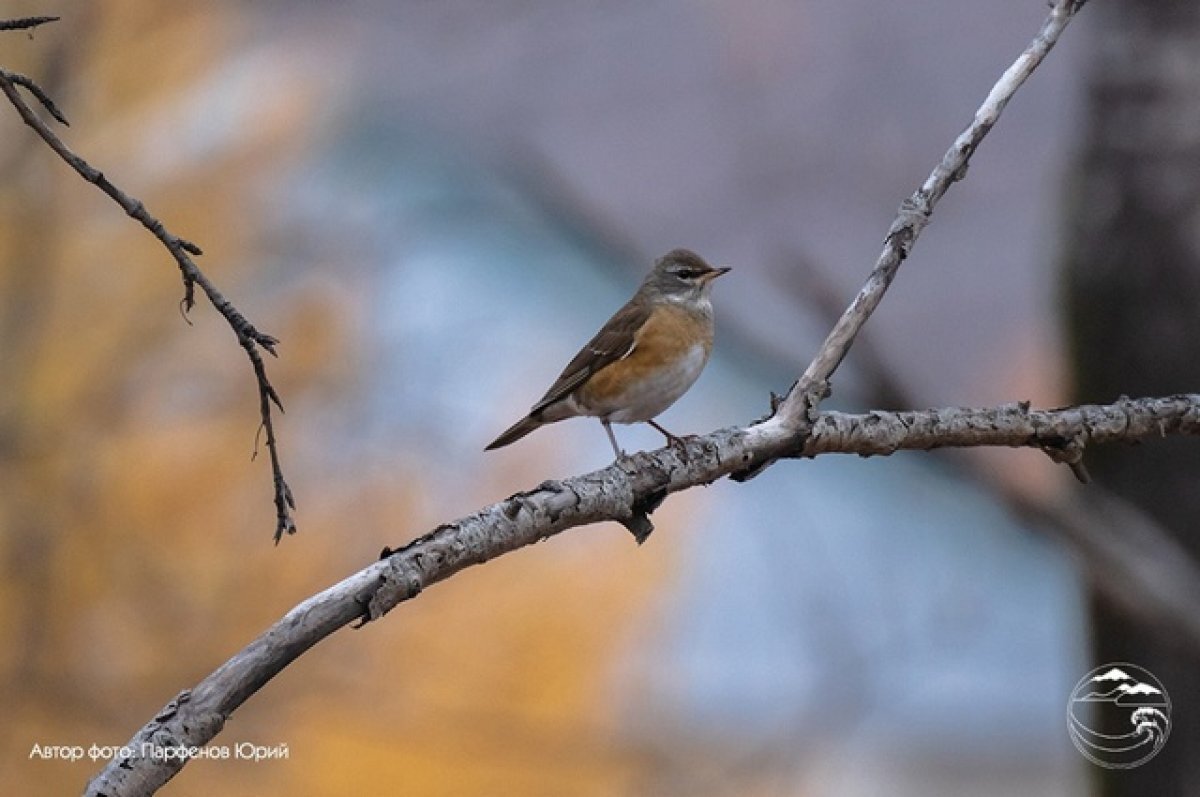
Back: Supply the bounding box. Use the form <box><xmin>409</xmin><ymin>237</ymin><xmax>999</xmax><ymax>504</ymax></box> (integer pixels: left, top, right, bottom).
<box><xmin>530</xmin><ymin>297</ymin><xmax>650</xmax><ymax>416</ymax></box>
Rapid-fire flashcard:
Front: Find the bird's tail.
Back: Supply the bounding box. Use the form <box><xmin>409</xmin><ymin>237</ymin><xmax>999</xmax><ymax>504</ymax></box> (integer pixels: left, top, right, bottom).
<box><xmin>485</xmin><ymin>415</ymin><xmax>543</xmax><ymax>451</ymax></box>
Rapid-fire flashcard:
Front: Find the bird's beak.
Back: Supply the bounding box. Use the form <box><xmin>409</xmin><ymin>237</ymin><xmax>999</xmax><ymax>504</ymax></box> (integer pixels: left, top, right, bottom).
<box><xmin>703</xmin><ymin>266</ymin><xmax>732</xmax><ymax>282</ymax></box>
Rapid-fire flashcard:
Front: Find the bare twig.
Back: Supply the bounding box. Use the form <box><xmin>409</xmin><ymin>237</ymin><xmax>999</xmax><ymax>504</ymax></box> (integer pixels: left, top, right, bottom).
<box><xmin>0</xmin><ymin>20</ymin><xmax>297</xmax><ymax>542</ymax></box>
<box><xmin>0</xmin><ymin>15</ymin><xmax>58</xmax><ymax>32</ymax></box>
<box><xmin>733</xmin><ymin>0</ymin><xmax>1089</xmax><ymax>480</ymax></box>
<box><xmin>84</xmin><ymin>391</ymin><xmax>1197</xmax><ymax>795</ymax></box>
<box><xmin>1</xmin><ymin>70</ymin><xmax>68</xmax><ymax>124</ymax></box>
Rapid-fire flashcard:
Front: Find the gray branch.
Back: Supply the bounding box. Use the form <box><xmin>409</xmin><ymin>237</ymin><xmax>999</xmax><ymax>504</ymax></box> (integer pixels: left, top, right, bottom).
<box><xmin>84</xmin><ymin>390</ymin><xmax>1199</xmax><ymax>796</ymax></box>
<box><xmin>754</xmin><ymin>0</ymin><xmax>1088</xmax><ymax>464</ymax></box>
<box><xmin>0</xmin><ymin>29</ymin><xmax>297</xmax><ymax>543</ymax></box>
<box><xmin>803</xmin><ymin>395</ymin><xmax>1197</xmax><ymax>458</ymax></box>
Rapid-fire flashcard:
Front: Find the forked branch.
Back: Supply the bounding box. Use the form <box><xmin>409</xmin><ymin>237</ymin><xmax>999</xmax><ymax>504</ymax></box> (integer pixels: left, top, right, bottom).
<box><xmin>733</xmin><ymin>0</ymin><xmax>1090</xmax><ymax>479</ymax></box>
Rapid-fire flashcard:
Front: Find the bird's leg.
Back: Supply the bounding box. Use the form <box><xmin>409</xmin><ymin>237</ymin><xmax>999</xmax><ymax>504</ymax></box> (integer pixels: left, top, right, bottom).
<box><xmin>647</xmin><ymin>419</ymin><xmax>688</xmax><ymax>450</ymax></box>
<box><xmin>601</xmin><ymin>419</ymin><xmax>625</xmax><ymax>459</ymax></box>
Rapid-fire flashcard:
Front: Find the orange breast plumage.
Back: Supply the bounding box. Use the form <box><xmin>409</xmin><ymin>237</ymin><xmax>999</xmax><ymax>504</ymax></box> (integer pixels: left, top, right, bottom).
<box><xmin>574</xmin><ymin>303</ymin><xmax>713</xmax><ymax>422</ymax></box>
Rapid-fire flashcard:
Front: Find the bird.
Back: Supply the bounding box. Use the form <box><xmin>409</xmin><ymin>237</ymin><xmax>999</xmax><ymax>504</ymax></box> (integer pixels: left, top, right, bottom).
<box><xmin>486</xmin><ymin>249</ymin><xmax>730</xmax><ymax>458</ymax></box>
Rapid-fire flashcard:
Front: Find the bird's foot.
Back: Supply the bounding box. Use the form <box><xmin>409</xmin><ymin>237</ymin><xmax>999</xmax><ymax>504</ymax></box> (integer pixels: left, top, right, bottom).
<box><xmin>647</xmin><ymin>420</ymin><xmax>694</xmax><ymax>452</ymax></box>
<box><xmin>664</xmin><ymin>432</ymin><xmax>691</xmax><ymax>450</ymax></box>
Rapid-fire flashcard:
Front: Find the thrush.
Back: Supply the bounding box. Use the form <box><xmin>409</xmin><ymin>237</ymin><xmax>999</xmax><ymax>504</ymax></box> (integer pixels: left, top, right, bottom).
<box><xmin>486</xmin><ymin>249</ymin><xmax>729</xmax><ymax>457</ymax></box>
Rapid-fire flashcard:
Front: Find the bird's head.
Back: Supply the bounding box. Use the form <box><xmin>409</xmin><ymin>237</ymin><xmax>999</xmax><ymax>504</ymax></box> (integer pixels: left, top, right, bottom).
<box><xmin>645</xmin><ymin>249</ymin><xmax>731</xmax><ymax>303</ymax></box>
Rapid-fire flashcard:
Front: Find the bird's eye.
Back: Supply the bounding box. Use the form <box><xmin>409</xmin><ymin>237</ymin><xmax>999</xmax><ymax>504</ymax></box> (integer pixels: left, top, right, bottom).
<box><xmin>674</xmin><ymin>268</ymin><xmax>699</xmax><ymax>280</ymax></box>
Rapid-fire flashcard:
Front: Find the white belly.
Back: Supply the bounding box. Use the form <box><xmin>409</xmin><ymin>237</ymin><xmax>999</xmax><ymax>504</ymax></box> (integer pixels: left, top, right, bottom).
<box><xmin>604</xmin><ymin>344</ymin><xmax>709</xmax><ymax>423</ymax></box>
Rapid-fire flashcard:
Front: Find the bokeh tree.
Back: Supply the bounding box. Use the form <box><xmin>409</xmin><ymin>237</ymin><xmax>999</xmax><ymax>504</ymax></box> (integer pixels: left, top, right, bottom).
<box><xmin>1062</xmin><ymin>0</ymin><xmax>1200</xmax><ymax>794</ymax></box>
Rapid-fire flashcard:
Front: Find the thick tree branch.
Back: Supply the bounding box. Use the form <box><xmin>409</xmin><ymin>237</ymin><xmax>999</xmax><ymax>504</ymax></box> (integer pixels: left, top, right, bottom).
<box><xmin>802</xmin><ymin>395</ymin><xmax>1197</xmax><ymax>460</ymax></box>
<box><xmin>0</xmin><ymin>21</ymin><xmax>296</xmax><ymax>542</ymax></box>
<box><xmin>85</xmin><ymin>391</ymin><xmax>1199</xmax><ymax>796</ymax></box>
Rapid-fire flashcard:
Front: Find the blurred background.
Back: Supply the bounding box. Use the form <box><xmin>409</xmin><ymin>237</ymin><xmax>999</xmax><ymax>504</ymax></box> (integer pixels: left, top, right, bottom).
<box><xmin>2</xmin><ymin>1</ymin><xmax>1198</xmax><ymax>795</ymax></box>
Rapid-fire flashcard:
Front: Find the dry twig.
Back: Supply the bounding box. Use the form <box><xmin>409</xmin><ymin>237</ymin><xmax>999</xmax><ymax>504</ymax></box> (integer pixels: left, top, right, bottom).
<box><xmin>732</xmin><ymin>0</ymin><xmax>1090</xmax><ymax>480</ymax></box>
<box><xmin>0</xmin><ymin>15</ymin><xmax>59</xmax><ymax>32</ymax></box>
<box><xmin>0</xmin><ymin>19</ymin><xmax>297</xmax><ymax>542</ymax></box>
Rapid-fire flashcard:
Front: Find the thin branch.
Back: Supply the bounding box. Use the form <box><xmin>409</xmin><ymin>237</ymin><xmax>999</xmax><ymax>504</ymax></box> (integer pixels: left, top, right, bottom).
<box><xmin>84</xmin><ymin>391</ymin><xmax>1198</xmax><ymax>796</ymax></box>
<box><xmin>1</xmin><ymin>70</ymin><xmax>68</xmax><ymax>124</ymax></box>
<box><xmin>0</xmin><ymin>15</ymin><xmax>58</xmax><ymax>31</ymax></box>
<box><xmin>0</xmin><ymin>21</ymin><xmax>297</xmax><ymax>542</ymax></box>
<box><xmin>734</xmin><ymin>0</ymin><xmax>1089</xmax><ymax>480</ymax></box>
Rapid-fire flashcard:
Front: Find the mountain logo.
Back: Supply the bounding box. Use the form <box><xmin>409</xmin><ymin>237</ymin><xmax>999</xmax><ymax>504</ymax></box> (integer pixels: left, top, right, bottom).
<box><xmin>1068</xmin><ymin>662</ymin><xmax>1171</xmax><ymax>769</ymax></box>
